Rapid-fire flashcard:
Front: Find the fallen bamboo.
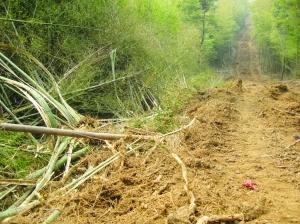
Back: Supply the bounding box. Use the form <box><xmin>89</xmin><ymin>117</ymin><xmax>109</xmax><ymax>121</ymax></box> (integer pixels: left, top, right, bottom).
<box><xmin>0</xmin><ymin>200</ymin><xmax>40</xmax><ymax>221</ymax></box>
<box><xmin>42</xmin><ymin>209</ymin><xmax>61</xmax><ymax>224</ymax></box>
<box><xmin>0</xmin><ymin>179</ymin><xmax>36</xmax><ymax>186</ymax></box>
<box><xmin>0</xmin><ymin>147</ymin><xmax>88</xmax><ymax>202</ymax></box>
<box><xmin>0</xmin><ymin>123</ymin><xmax>155</xmax><ymax>140</ymax></box>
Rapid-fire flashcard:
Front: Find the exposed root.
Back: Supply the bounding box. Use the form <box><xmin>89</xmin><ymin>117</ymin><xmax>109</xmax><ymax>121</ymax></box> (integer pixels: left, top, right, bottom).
<box><xmin>167</xmin><ymin>153</ymin><xmax>196</xmax><ymax>224</ymax></box>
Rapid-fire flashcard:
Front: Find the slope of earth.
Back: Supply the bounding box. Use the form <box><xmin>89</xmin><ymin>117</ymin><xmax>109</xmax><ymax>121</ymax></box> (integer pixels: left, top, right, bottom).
<box><xmin>10</xmin><ymin>78</ymin><xmax>300</xmax><ymax>224</ymax></box>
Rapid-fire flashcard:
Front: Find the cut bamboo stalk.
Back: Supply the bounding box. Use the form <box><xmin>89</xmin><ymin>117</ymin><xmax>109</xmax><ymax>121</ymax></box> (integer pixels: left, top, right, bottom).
<box><xmin>42</xmin><ymin>209</ymin><xmax>61</xmax><ymax>224</ymax></box>
<box><xmin>21</xmin><ymin>138</ymin><xmax>70</xmax><ymax>205</ymax></box>
<box><xmin>0</xmin><ymin>148</ymin><xmax>88</xmax><ymax>208</ymax></box>
<box><xmin>0</xmin><ymin>200</ymin><xmax>40</xmax><ymax>221</ymax></box>
<box><xmin>0</xmin><ymin>123</ymin><xmax>155</xmax><ymax>140</ymax></box>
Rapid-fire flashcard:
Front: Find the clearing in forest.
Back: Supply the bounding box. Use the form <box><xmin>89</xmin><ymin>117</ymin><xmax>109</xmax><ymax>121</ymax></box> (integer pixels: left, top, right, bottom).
<box><xmin>12</xmin><ymin>72</ymin><xmax>300</xmax><ymax>224</ymax></box>
<box><xmin>10</xmin><ymin>20</ymin><xmax>300</xmax><ymax>224</ymax></box>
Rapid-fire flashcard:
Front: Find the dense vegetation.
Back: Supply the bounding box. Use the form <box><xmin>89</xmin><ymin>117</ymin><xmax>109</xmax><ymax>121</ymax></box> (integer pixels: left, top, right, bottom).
<box><xmin>251</xmin><ymin>0</ymin><xmax>300</xmax><ymax>77</ymax></box>
<box><xmin>0</xmin><ymin>0</ymin><xmax>248</xmax><ymax>118</ymax></box>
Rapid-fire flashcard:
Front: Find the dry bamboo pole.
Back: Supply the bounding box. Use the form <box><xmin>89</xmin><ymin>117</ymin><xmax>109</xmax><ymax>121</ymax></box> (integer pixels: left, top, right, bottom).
<box><xmin>0</xmin><ymin>123</ymin><xmax>156</xmax><ymax>140</ymax></box>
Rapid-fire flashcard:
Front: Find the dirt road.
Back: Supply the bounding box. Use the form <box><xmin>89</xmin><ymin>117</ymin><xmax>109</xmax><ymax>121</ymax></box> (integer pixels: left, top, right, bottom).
<box><xmin>185</xmin><ymin>78</ymin><xmax>300</xmax><ymax>223</ymax></box>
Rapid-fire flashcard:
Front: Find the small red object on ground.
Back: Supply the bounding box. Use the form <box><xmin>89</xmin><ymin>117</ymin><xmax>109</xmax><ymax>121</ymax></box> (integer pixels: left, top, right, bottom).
<box><xmin>242</xmin><ymin>180</ymin><xmax>258</xmax><ymax>190</ymax></box>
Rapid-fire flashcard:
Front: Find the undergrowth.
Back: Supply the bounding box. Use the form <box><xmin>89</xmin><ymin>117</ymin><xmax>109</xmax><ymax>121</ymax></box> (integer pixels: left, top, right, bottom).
<box><xmin>131</xmin><ymin>71</ymin><xmax>225</xmax><ymax>133</ymax></box>
<box><xmin>0</xmin><ymin>132</ymin><xmax>48</xmax><ymax>178</ymax></box>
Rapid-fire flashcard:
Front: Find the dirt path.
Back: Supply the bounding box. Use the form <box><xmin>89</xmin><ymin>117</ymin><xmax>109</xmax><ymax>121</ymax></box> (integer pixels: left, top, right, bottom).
<box><xmin>231</xmin><ymin>82</ymin><xmax>300</xmax><ymax>223</ymax></box>
<box><xmin>215</xmin><ymin>80</ymin><xmax>300</xmax><ymax>223</ymax></box>
<box><xmin>183</xmin><ymin>77</ymin><xmax>300</xmax><ymax>224</ymax></box>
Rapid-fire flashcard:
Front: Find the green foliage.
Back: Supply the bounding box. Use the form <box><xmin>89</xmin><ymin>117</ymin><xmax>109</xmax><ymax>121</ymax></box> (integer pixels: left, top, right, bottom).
<box><xmin>131</xmin><ymin>71</ymin><xmax>224</xmax><ymax>133</ymax></box>
<box><xmin>181</xmin><ymin>0</ymin><xmax>248</xmax><ymax>67</ymax></box>
<box><xmin>0</xmin><ymin>132</ymin><xmax>48</xmax><ymax>178</ymax></box>
<box><xmin>251</xmin><ymin>0</ymin><xmax>300</xmax><ymax>76</ymax></box>
<box><xmin>0</xmin><ymin>0</ymin><xmax>250</xmax><ymax>118</ymax></box>
<box><xmin>0</xmin><ymin>0</ymin><xmax>205</xmax><ymax>117</ymax></box>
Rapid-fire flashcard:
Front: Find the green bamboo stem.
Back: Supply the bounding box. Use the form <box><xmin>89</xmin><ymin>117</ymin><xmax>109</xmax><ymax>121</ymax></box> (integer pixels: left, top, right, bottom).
<box><xmin>42</xmin><ymin>209</ymin><xmax>61</xmax><ymax>224</ymax></box>
<box><xmin>0</xmin><ymin>200</ymin><xmax>40</xmax><ymax>221</ymax></box>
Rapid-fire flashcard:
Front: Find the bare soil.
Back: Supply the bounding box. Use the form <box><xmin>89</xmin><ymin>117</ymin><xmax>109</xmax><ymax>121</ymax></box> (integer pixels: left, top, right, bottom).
<box><xmin>11</xmin><ymin>77</ymin><xmax>300</xmax><ymax>224</ymax></box>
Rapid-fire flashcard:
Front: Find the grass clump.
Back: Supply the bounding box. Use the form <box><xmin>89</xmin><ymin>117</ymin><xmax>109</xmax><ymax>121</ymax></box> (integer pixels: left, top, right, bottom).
<box><xmin>0</xmin><ymin>132</ymin><xmax>48</xmax><ymax>178</ymax></box>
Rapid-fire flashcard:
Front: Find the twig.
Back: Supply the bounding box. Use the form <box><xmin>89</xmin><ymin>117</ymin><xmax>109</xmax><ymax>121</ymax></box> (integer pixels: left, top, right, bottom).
<box><xmin>171</xmin><ymin>153</ymin><xmax>195</xmax><ymax>206</ymax></box>
<box><xmin>163</xmin><ymin>118</ymin><xmax>195</xmax><ymax>137</ymax></box>
<box><xmin>167</xmin><ymin>153</ymin><xmax>196</xmax><ymax>224</ymax></box>
<box><xmin>58</xmin><ymin>47</ymin><xmax>107</xmax><ymax>84</ymax></box>
<box><xmin>272</xmin><ymin>107</ymin><xmax>300</xmax><ymax>117</ymax></box>
<box><xmin>104</xmin><ymin>140</ymin><xmax>117</xmax><ymax>154</ymax></box>
<box><xmin>143</xmin><ymin>118</ymin><xmax>196</xmax><ymax>164</ymax></box>
<box><xmin>63</xmin><ymin>140</ymin><xmax>77</xmax><ymax>178</ymax></box>
<box><xmin>65</xmin><ymin>75</ymin><xmax>135</xmax><ymax>95</ymax></box>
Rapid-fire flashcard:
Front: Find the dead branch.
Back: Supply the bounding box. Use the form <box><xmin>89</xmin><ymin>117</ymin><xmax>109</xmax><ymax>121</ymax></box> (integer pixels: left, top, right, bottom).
<box><xmin>0</xmin><ymin>123</ymin><xmax>156</xmax><ymax>141</ymax></box>
<box><xmin>196</xmin><ymin>214</ymin><xmax>244</xmax><ymax>224</ymax></box>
